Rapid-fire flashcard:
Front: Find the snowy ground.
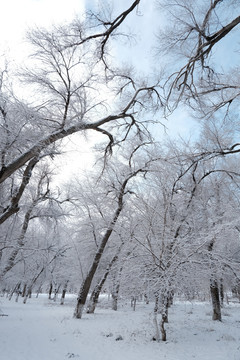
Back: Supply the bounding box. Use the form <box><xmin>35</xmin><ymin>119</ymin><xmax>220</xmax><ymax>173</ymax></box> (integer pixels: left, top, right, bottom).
<box><xmin>0</xmin><ymin>294</ymin><xmax>240</xmax><ymax>360</ymax></box>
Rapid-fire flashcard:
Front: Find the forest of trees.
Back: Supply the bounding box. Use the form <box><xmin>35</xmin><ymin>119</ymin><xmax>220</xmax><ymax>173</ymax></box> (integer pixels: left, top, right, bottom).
<box><xmin>1</xmin><ymin>0</ymin><xmax>240</xmax><ymax>341</ymax></box>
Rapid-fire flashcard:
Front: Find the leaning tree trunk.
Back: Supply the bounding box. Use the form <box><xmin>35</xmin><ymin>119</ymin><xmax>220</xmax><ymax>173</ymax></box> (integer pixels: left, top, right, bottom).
<box><xmin>15</xmin><ymin>283</ymin><xmax>22</xmax><ymax>302</ymax></box>
<box><xmin>87</xmin><ymin>280</ymin><xmax>104</xmax><ymax>314</ymax></box>
<box><xmin>48</xmin><ymin>282</ymin><xmax>53</xmax><ymax>300</ymax></box>
<box><xmin>0</xmin><ymin>194</ymin><xmax>40</xmax><ymax>281</ymax></box>
<box><xmin>210</xmin><ymin>278</ymin><xmax>222</xmax><ymax>321</ymax></box>
<box><xmin>73</xmin><ymin>169</ymin><xmax>145</xmax><ymax>319</ymax></box>
<box><xmin>87</xmin><ymin>249</ymin><xmax>121</xmax><ymax>314</ymax></box>
<box><xmin>73</xmin><ymin>171</ymin><xmax>138</xmax><ymax>319</ymax></box>
<box><xmin>74</xmin><ymin>226</ymin><xmax>119</xmax><ymax>318</ymax></box>
<box><xmin>8</xmin><ymin>282</ymin><xmax>21</xmax><ymax>301</ymax></box>
<box><xmin>23</xmin><ymin>286</ymin><xmax>32</xmax><ymax>304</ymax></box>
<box><xmin>22</xmin><ymin>283</ymin><xmax>27</xmax><ymax>298</ymax></box>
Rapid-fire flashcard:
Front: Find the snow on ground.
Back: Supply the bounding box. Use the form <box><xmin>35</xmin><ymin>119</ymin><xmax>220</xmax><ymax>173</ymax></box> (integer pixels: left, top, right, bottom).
<box><xmin>0</xmin><ymin>294</ymin><xmax>240</xmax><ymax>360</ymax></box>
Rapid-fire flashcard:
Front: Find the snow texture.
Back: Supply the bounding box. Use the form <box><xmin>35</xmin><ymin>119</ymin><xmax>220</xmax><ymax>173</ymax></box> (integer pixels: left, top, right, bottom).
<box><xmin>0</xmin><ymin>294</ymin><xmax>240</xmax><ymax>360</ymax></box>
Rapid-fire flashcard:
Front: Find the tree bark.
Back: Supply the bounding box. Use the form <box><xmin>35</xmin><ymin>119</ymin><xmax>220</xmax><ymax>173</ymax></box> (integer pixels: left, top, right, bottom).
<box><xmin>159</xmin><ymin>292</ymin><xmax>170</xmax><ymax>341</ymax></box>
<box><xmin>23</xmin><ymin>286</ymin><xmax>32</xmax><ymax>304</ymax></box>
<box><xmin>0</xmin><ymin>198</ymin><xmax>38</xmax><ymax>278</ymax></box>
<box><xmin>74</xmin><ymin>228</ymin><xmax>119</xmax><ymax>318</ymax></box>
<box><xmin>0</xmin><ymin>157</ymin><xmax>38</xmax><ymax>225</ymax></box>
<box><xmin>111</xmin><ymin>285</ymin><xmax>120</xmax><ymax>311</ymax></box>
<box><xmin>48</xmin><ymin>282</ymin><xmax>53</xmax><ymax>300</ymax></box>
<box><xmin>111</xmin><ymin>263</ymin><xmax>124</xmax><ymax>311</ymax></box>
<box><xmin>208</xmin><ymin>235</ymin><xmax>222</xmax><ymax>321</ymax></box>
<box><xmin>22</xmin><ymin>283</ymin><xmax>27</xmax><ymax>298</ymax></box>
<box><xmin>160</xmin><ymin>315</ymin><xmax>167</xmax><ymax>342</ymax></box>
<box><xmin>87</xmin><ymin>251</ymin><xmax>120</xmax><ymax>314</ymax></box>
<box><xmin>210</xmin><ymin>278</ymin><xmax>222</xmax><ymax>321</ymax></box>
<box><xmin>60</xmin><ymin>281</ymin><xmax>69</xmax><ymax>305</ymax></box>
<box><xmin>130</xmin><ymin>296</ymin><xmax>137</xmax><ymax>311</ymax></box>
<box><xmin>153</xmin><ymin>295</ymin><xmax>161</xmax><ymax>342</ymax></box>
<box><xmin>220</xmin><ymin>280</ymin><xmax>224</xmax><ymax>306</ymax></box>
<box><xmin>15</xmin><ymin>283</ymin><xmax>22</xmax><ymax>302</ymax></box>
<box><xmin>161</xmin><ymin>291</ymin><xmax>173</xmax><ymax>324</ymax></box>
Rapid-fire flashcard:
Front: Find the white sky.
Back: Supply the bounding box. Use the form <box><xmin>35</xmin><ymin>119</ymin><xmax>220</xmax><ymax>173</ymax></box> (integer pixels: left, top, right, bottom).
<box><xmin>0</xmin><ymin>0</ymin><xmax>85</xmax><ymax>62</ymax></box>
<box><xmin>1</xmin><ymin>0</ymin><xmax>85</xmax><ymax>35</ymax></box>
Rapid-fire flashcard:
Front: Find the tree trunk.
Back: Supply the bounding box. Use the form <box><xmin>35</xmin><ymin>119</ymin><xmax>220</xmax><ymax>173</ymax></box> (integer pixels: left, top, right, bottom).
<box><xmin>153</xmin><ymin>295</ymin><xmax>160</xmax><ymax>342</ymax></box>
<box><xmin>23</xmin><ymin>286</ymin><xmax>32</xmax><ymax>304</ymax></box>
<box><xmin>208</xmin><ymin>237</ymin><xmax>222</xmax><ymax>321</ymax></box>
<box><xmin>22</xmin><ymin>283</ymin><xmax>27</xmax><ymax>298</ymax></box>
<box><xmin>74</xmin><ymin>257</ymin><xmax>102</xmax><ymax>318</ymax></box>
<box><xmin>87</xmin><ymin>277</ymin><xmax>107</xmax><ymax>314</ymax></box>
<box><xmin>144</xmin><ymin>293</ymin><xmax>149</xmax><ymax>304</ymax></box>
<box><xmin>111</xmin><ymin>287</ymin><xmax>120</xmax><ymax>311</ymax></box>
<box><xmin>48</xmin><ymin>282</ymin><xmax>53</xmax><ymax>300</ymax></box>
<box><xmin>111</xmin><ymin>264</ymin><xmax>123</xmax><ymax>311</ymax></box>
<box><xmin>161</xmin><ymin>292</ymin><xmax>173</xmax><ymax>324</ymax></box>
<box><xmin>220</xmin><ymin>280</ymin><xmax>224</xmax><ymax>306</ymax></box>
<box><xmin>160</xmin><ymin>315</ymin><xmax>167</xmax><ymax>342</ymax></box>
<box><xmin>162</xmin><ymin>305</ymin><xmax>169</xmax><ymax>324</ymax></box>
<box><xmin>74</xmin><ymin>205</ymin><xmax>122</xmax><ymax>318</ymax></box>
<box><xmin>15</xmin><ymin>283</ymin><xmax>22</xmax><ymax>302</ymax></box>
<box><xmin>0</xmin><ymin>198</ymin><xmax>38</xmax><ymax>277</ymax></box>
<box><xmin>0</xmin><ymin>158</ymin><xmax>39</xmax><ymax>225</ymax></box>
<box><xmin>74</xmin><ymin>170</ymin><xmax>142</xmax><ymax>319</ymax></box>
<box><xmin>210</xmin><ymin>278</ymin><xmax>222</xmax><ymax>321</ymax></box>
<box><xmin>8</xmin><ymin>282</ymin><xmax>21</xmax><ymax>301</ymax></box>
<box><xmin>130</xmin><ymin>296</ymin><xmax>137</xmax><ymax>311</ymax></box>
<box><xmin>87</xmin><ymin>250</ymin><xmax>121</xmax><ymax>314</ymax></box>
<box><xmin>60</xmin><ymin>281</ymin><xmax>68</xmax><ymax>305</ymax></box>
<box><xmin>159</xmin><ymin>292</ymin><xmax>169</xmax><ymax>341</ymax></box>
<box><xmin>53</xmin><ymin>284</ymin><xmax>61</xmax><ymax>302</ymax></box>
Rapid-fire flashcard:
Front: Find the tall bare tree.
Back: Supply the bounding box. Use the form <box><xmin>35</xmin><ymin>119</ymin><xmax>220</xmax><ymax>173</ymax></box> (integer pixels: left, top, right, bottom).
<box><xmin>0</xmin><ymin>0</ymin><xmax>161</xmax><ymax>226</ymax></box>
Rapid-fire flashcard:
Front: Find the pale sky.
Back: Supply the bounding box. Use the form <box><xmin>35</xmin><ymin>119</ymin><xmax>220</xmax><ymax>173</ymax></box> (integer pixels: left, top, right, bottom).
<box><xmin>0</xmin><ymin>0</ymin><xmax>198</xmax><ymax>180</ymax></box>
<box><xmin>1</xmin><ymin>0</ymin><xmax>85</xmax><ymax>35</ymax></box>
<box><xmin>0</xmin><ymin>0</ymin><xmax>199</xmax><ymax>138</ymax></box>
<box><xmin>0</xmin><ymin>0</ymin><xmax>85</xmax><ymax>62</ymax></box>
<box><xmin>0</xmin><ymin>0</ymin><xmax>158</xmax><ymax>83</ymax></box>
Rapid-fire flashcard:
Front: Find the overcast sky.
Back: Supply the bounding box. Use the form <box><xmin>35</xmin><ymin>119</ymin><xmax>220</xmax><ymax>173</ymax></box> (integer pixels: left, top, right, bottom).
<box><xmin>0</xmin><ymin>0</ymin><xmax>85</xmax><ymax>62</ymax></box>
